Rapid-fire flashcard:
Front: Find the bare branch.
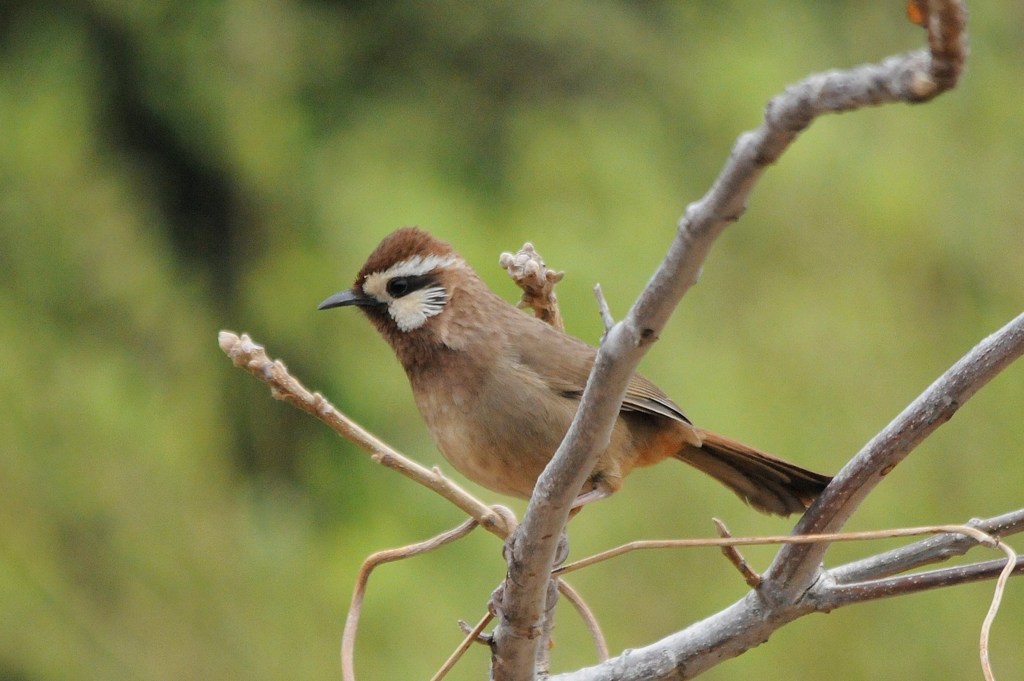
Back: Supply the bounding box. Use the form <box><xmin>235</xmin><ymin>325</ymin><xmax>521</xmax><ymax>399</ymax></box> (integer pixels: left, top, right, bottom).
<box><xmin>713</xmin><ymin>518</ymin><xmax>762</xmax><ymax>589</ymax></box>
<box><xmin>821</xmin><ymin>554</ymin><xmax>1024</xmax><ymax>607</ymax></box>
<box><xmin>222</xmin><ymin>4</ymin><xmax>1008</xmax><ymax>680</ymax></box>
<box><xmin>432</xmin><ymin>612</ymin><xmax>494</xmax><ymax>681</ymax></box>
<box><xmin>550</xmin><ymin>515</ymin><xmax>1019</xmax><ymax>681</ymax></box>
<box><xmin>221</xmin><ymin>316</ymin><xmax>1021</xmax><ymax>681</ymax></box>
<box><xmin>769</xmin><ymin>311</ymin><xmax>1024</xmax><ymax>597</ymax></box>
<box><xmin>217</xmin><ymin>331</ymin><xmax>516</xmax><ymax>539</ymax></box>
<box><xmin>219</xmin><ymin>331</ymin><xmax>616</xmax><ymax>678</ymax></box>
<box><xmin>830</xmin><ymin>509</ymin><xmax>1024</xmax><ymax>584</ymax></box>
<box><xmin>493</xmin><ymin>3</ymin><xmax>972</xmax><ymax>678</ymax></box>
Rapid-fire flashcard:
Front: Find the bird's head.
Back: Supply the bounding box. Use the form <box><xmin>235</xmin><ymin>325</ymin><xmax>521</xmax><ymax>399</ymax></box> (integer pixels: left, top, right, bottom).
<box><xmin>318</xmin><ymin>227</ymin><xmax>471</xmax><ymax>347</ymax></box>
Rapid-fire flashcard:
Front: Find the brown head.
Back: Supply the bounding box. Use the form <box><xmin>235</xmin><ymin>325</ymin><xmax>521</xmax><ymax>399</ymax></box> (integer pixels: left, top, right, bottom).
<box><xmin>318</xmin><ymin>227</ymin><xmax>486</xmax><ymax>366</ymax></box>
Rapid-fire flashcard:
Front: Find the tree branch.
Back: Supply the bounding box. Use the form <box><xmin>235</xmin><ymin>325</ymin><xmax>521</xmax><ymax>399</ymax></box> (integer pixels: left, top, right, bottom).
<box><xmin>769</xmin><ymin>311</ymin><xmax>1024</xmax><ymax>598</ymax></box>
<box><xmin>830</xmin><ymin>508</ymin><xmax>1024</xmax><ymax>584</ymax></box>
<box><xmin>821</xmin><ymin>555</ymin><xmax>1024</xmax><ymax>608</ymax></box>
<box><xmin>492</xmin><ymin>2</ymin><xmax>972</xmax><ymax>678</ymax></box>
<box><xmin>217</xmin><ymin>331</ymin><xmax>516</xmax><ymax>539</ymax></box>
<box><xmin>219</xmin><ymin>330</ymin><xmax>614</xmax><ymax>679</ymax></box>
<box><xmin>548</xmin><ymin>306</ymin><xmax>1023</xmax><ymax>677</ymax></box>
<box><xmin>547</xmin><ymin>513</ymin><xmax>1021</xmax><ymax>681</ymax></box>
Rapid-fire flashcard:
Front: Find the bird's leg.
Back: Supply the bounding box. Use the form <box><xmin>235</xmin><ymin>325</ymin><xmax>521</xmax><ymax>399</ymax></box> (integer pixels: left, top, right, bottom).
<box><xmin>571</xmin><ymin>487</ymin><xmax>611</xmax><ymax>510</ymax></box>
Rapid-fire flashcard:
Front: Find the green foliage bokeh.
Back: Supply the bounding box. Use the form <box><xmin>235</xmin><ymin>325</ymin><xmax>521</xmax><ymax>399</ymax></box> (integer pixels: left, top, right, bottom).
<box><xmin>1</xmin><ymin>2</ymin><xmax>1021</xmax><ymax>679</ymax></box>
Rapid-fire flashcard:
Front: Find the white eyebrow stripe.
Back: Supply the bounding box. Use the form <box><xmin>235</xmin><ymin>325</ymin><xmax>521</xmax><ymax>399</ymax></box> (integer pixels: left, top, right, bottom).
<box><xmin>360</xmin><ymin>253</ymin><xmax>463</xmax><ymax>311</ymax></box>
<box><xmin>376</xmin><ymin>254</ymin><xmax>462</xmax><ymax>281</ymax></box>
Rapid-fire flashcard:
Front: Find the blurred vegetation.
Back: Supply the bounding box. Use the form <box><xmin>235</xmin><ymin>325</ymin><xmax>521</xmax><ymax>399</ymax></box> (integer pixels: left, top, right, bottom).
<box><xmin>1</xmin><ymin>1</ymin><xmax>1021</xmax><ymax>679</ymax></box>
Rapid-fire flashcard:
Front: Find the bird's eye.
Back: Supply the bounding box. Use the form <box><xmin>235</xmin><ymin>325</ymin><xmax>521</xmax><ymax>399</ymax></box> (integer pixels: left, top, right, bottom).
<box><xmin>386</xmin><ymin>277</ymin><xmax>411</xmax><ymax>298</ymax></box>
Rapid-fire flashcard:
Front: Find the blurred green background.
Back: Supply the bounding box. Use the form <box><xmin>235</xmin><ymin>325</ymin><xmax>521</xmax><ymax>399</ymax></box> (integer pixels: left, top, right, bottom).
<box><xmin>1</xmin><ymin>1</ymin><xmax>1021</xmax><ymax>679</ymax></box>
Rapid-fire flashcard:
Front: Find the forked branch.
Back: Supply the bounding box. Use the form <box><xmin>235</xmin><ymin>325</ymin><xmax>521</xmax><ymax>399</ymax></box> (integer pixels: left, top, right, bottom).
<box><xmin>492</xmin><ymin>1</ymin><xmax>976</xmax><ymax>679</ymax></box>
<box><xmin>218</xmin><ymin>2</ymin><xmax>1019</xmax><ymax>680</ymax></box>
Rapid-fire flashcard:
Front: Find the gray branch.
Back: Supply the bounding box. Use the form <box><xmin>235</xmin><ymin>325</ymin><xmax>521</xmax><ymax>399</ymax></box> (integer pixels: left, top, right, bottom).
<box><xmin>548</xmin><ymin>315</ymin><xmax>1023</xmax><ymax>680</ymax></box>
<box><xmin>821</xmin><ymin>555</ymin><xmax>1024</xmax><ymax>609</ymax></box>
<box><xmin>768</xmin><ymin>312</ymin><xmax>1024</xmax><ymax>596</ymax></box>
<box><xmin>830</xmin><ymin>509</ymin><xmax>1024</xmax><ymax>585</ymax></box>
<box><xmin>490</xmin><ymin>2</ymin><xmax>990</xmax><ymax>680</ymax></box>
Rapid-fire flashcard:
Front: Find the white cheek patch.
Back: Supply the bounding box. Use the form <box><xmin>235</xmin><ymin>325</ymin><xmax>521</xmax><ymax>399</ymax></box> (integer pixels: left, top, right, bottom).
<box><xmin>389</xmin><ymin>284</ymin><xmax>449</xmax><ymax>331</ymax></box>
<box><xmin>360</xmin><ymin>253</ymin><xmax>463</xmax><ymax>332</ymax></box>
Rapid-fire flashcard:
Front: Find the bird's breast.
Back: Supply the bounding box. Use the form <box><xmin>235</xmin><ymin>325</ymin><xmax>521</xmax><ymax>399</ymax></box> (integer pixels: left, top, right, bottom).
<box><xmin>409</xmin><ymin>356</ymin><xmax>578</xmax><ymax>499</ymax></box>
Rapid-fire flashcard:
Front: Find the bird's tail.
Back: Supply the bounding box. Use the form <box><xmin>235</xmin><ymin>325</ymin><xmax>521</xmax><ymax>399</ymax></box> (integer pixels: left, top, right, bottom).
<box><xmin>675</xmin><ymin>429</ymin><xmax>831</xmax><ymax>516</ymax></box>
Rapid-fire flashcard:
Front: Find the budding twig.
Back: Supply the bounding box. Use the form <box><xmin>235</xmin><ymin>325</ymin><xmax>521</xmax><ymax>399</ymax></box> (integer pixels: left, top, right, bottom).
<box><xmin>218</xmin><ymin>331</ymin><xmax>515</xmax><ymax>538</ymax></box>
<box><xmin>501</xmin><ymin>242</ymin><xmax>566</xmax><ymax>331</ymax></box>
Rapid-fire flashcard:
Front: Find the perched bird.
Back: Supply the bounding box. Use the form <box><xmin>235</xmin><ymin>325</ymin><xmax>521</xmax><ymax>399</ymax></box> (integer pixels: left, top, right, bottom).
<box><xmin>319</xmin><ymin>227</ymin><xmax>830</xmax><ymax>515</ymax></box>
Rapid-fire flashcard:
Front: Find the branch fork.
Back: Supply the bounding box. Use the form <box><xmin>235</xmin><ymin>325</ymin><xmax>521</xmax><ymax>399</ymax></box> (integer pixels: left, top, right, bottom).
<box><xmin>218</xmin><ymin>2</ymin><xmax>1023</xmax><ymax>680</ymax></box>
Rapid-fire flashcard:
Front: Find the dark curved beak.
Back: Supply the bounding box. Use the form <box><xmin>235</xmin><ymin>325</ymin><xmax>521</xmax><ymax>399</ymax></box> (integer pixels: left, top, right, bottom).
<box><xmin>317</xmin><ymin>289</ymin><xmax>378</xmax><ymax>310</ymax></box>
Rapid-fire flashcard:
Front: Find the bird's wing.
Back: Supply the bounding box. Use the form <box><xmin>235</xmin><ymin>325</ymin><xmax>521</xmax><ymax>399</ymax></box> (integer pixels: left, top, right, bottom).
<box><xmin>511</xmin><ymin>312</ymin><xmax>693</xmax><ymax>426</ymax></box>
<box><xmin>620</xmin><ymin>373</ymin><xmax>693</xmax><ymax>425</ymax></box>
<box><xmin>557</xmin><ymin>373</ymin><xmax>692</xmax><ymax>425</ymax></box>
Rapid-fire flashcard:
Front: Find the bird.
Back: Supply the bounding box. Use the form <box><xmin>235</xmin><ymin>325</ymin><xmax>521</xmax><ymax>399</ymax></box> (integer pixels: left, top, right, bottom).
<box><xmin>318</xmin><ymin>227</ymin><xmax>831</xmax><ymax>515</ymax></box>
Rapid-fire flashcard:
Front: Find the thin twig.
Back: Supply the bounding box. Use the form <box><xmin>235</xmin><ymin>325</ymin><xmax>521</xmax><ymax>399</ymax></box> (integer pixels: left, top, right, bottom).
<box><xmin>558</xmin><ymin>580</ymin><xmax>610</xmax><ymax>662</ymax></box>
<box><xmin>218</xmin><ymin>331</ymin><xmax>515</xmax><ymax>539</ymax></box>
<box><xmin>342</xmin><ymin>519</ymin><xmax>479</xmax><ymax>681</ymax></box>
<box><xmin>554</xmin><ymin>524</ymin><xmax>1002</xmax><ymax>576</ymax></box>
<box><xmin>830</xmin><ymin>509</ymin><xmax>1024</xmax><ymax>584</ymax></box>
<box><xmin>829</xmin><ymin>556</ymin><xmax>1023</xmax><ymax>602</ymax></box>
<box><xmin>980</xmin><ymin>541</ymin><xmax>1017</xmax><ymax>681</ymax></box>
<box><xmin>712</xmin><ymin>518</ymin><xmax>761</xmax><ymax>588</ymax></box>
<box><xmin>593</xmin><ymin>284</ymin><xmax>615</xmax><ymax>335</ymax></box>
<box><xmin>431</xmin><ymin>612</ymin><xmax>494</xmax><ymax>681</ymax></box>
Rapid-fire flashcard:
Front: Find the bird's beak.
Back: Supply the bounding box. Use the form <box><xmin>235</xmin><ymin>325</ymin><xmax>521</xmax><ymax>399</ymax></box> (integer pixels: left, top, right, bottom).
<box><xmin>317</xmin><ymin>289</ymin><xmax>379</xmax><ymax>310</ymax></box>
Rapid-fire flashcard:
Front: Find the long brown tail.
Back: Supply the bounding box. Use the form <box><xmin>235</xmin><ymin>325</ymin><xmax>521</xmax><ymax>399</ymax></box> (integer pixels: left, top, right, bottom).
<box><xmin>675</xmin><ymin>429</ymin><xmax>831</xmax><ymax>516</ymax></box>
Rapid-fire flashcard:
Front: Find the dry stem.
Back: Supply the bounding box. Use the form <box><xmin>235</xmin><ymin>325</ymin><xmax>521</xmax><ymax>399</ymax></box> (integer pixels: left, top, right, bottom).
<box><xmin>712</xmin><ymin>518</ymin><xmax>761</xmax><ymax>588</ymax></box>
<box><xmin>431</xmin><ymin>613</ymin><xmax>494</xmax><ymax>681</ymax></box>
<box><xmin>218</xmin><ymin>331</ymin><xmax>514</xmax><ymax>539</ymax></box>
<box><xmin>343</xmin><ymin>519</ymin><xmax>479</xmax><ymax>681</ymax></box>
